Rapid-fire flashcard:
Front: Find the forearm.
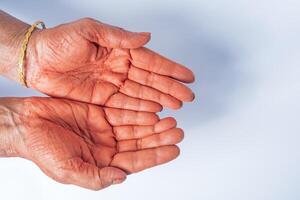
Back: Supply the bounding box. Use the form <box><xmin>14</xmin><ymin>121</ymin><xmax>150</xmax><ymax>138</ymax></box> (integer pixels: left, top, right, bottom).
<box><xmin>0</xmin><ymin>98</ymin><xmax>24</xmax><ymax>157</ymax></box>
<box><xmin>0</xmin><ymin>10</ymin><xmax>30</xmax><ymax>82</ymax></box>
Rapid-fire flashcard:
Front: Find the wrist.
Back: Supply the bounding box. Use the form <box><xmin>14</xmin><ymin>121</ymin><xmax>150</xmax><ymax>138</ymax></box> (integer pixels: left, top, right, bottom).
<box><xmin>0</xmin><ymin>98</ymin><xmax>27</xmax><ymax>157</ymax></box>
<box><xmin>0</xmin><ymin>11</ymin><xmax>30</xmax><ymax>82</ymax></box>
<box><xmin>24</xmin><ymin>29</ymin><xmax>42</xmax><ymax>88</ymax></box>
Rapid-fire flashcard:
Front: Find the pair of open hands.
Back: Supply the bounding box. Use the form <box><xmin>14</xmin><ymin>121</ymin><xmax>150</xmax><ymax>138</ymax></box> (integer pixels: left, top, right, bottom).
<box><xmin>8</xmin><ymin>18</ymin><xmax>194</xmax><ymax>190</ymax></box>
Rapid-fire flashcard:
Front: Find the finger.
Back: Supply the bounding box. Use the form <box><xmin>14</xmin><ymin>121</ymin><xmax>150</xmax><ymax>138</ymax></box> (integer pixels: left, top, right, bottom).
<box><xmin>113</xmin><ymin>117</ymin><xmax>177</xmax><ymax>140</ymax></box>
<box><xmin>120</xmin><ymin>80</ymin><xmax>182</xmax><ymax>109</ymax></box>
<box><xmin>128</xmin><ymin>66</ymin><xmax>194</xmax><ymax>102</ymax></box>
<box><xmin>55</xmin><ymin>159</ymin><xmax>126</xmax><ymax>190</ymax></box>
<box><xmin>105</xmin><ymin>93</ymin><xmax>162</xmax><ymax>112</ymax></box>
<box><xmin>117</xmin><ymin>128</ymin><xmax>184</xmax><ymax>152</ymax></box>
<box><xmin>81</xmin><ymin>18</ymin><xmax>151</xmax><ymax>48</ymax></box>
<box><xmin>130</xmin><ymin>47</ymin><xmax>195</xmax><ymax>83</ymax></box>
<box><xmin>104</xmin><ymin>107</ymin><xmax>159</xmax><ymax>126</ymax></box>
<box><xmin>108</xmin><ymin>51</ymin><xmax>131</xmax><ymax>73</ymax></box>
<box><xmin>111</xmin><ymin>145</ymin><xmax>180</xmax><ymax>173</ymax></box>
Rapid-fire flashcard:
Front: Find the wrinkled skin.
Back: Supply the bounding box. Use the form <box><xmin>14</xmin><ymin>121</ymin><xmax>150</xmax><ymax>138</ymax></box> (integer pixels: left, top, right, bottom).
<box><xmin>4</xmin><ymin>97</ymin><xmax>183</xmax><ymax>190</ymax></box>
<box><xmin>26</xmin><ymin>18</ymin><xmax>195</xmax><ymax>112</ymax></box>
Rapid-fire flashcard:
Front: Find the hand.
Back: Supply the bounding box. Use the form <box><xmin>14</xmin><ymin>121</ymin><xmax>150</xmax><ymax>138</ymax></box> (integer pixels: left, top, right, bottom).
<box><xmin>26</xmin><ymin>18</ymin><xmax>195</xmax><ymax>112</ymax></box>
<box><xmin>4</xmin><ymin>97</ymin><xmax>183</xmax><ymax>190</ymax></box>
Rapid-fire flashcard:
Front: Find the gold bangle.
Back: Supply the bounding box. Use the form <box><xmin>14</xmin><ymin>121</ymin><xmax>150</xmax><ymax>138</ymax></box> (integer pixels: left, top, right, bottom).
<box><xmin>18</xmin><ymin>21</ymin><xmax>46</xmax><ymax>87</ymax></box>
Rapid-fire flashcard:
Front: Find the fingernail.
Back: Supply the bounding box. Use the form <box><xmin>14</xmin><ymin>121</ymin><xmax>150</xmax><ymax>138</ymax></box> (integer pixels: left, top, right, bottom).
<box><xmin>113</xmin><ymin>177</ymin><xmax>126</xmax><ymax>185</ymax></box>
<box><xmin>159</xmin><ymin>106</ymin><xmax>163</xmax><ymax>112</ymax></box>
<box><xmin>139</xmin><ymin>32</ymin><xmax>151</xmax><ymax>36</ymax></box>
<box><xmin>191</xmin><ymin>92</ymin><xmax>196</xmax><ymax>101</ymax></box>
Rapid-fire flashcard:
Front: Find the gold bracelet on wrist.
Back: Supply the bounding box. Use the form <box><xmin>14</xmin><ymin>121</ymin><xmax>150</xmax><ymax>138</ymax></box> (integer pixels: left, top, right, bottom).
<box><xmin>18</xmin><ymin>21</ymin><xmax>46</xmax><ymax>87</ymax></box>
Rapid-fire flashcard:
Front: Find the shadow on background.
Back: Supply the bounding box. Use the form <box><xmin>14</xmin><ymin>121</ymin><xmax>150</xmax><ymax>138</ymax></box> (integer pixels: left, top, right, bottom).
<box><xmin>1</xmin><ymin>0</ymin><xmax>242</xmax><ymax>128</ymax></box>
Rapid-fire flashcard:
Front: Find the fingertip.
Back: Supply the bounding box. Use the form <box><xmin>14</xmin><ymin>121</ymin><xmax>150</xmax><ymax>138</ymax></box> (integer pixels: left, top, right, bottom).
<box><xmin>129</xmin><ymin>32</ymin><xmax>151</xmax><ymax>49</ymax></box>
<box><xmin>140</xmin><ymin>32</ymin><xmax>151</xmax><ymax>36</ymax></box>
<box><xmin>176</xmin><ymin>66</ymin><xmax>195</xmax><ymax>83</ymax></box>
<box><xmin>175</xmin><ymin>128</ymin><xmax>184</xmax><ymax>143</ymax></box>
<box><xmin>191</xmin><ymin>73</ymin><xmax>195</xmax><ymax>83</ymax></box>
<box><xmin>158</xmin><ymin>104</ymin><xmax>163</xmax><ymax>112</ymax></box>
<box><xmin>139</xmin><ymin>32</ymin><xmax>151</xmax><ymax>40</ymax></box>
<box><xmin>168</xmin><ymin>145</ymin><xmax>180</xmax><ymax>160</ymax></box>
<box><xmin>161</xmin><ymin>128</ymin><xmax>184</xmax><ymax>146</ymax></box>
<box><xmin>113</xmin><ymin>177</ymin><xmax>126</xmax><ymax>185</ymax></box>
<box><xmin>176</xmin><ymin>86</ymin><xmax>195</xmax><ymax>102</ymax></box>
<box><xmin>152</xmin><ymin>113</ymin><xmax>160</xmax><ymax>123</ymax></box>
<box><xmin>169</xmin><ymin>100</ymin><xmax>182</xmax><ymax>110</ymax></box>
<box><xmin>191</xmin><ymin>92</ymin><xmax>195</xmax><ymax>101</ymax></box>
<box><xmin>183</xmin><ymin>90</ymin><xmax>195</xmax><ymax>102</ymax></box>
<box><xmin>144</xmin><ymin>101</ymin><xmax>163</xmax><ymax>112</ymax></box>
<box><xmin>173</xmin><ymin>145</ymin><xmax>181</xmax><ymax>158</ymax></box>
<box><xmin>169</xmin><ymin>117</ymin><xmax>178</xmax><ymax>127</ymax></box>
<box><xmin>100</xmin><ymin>167</ymin><xmax>127</xmax><ymax>188</ymax></box>
<box><xmin>156</xmin><ymin>145</ymin><xmax>181</xmax><ymax>164</ymax></box>
<box><xmin>164</xmin><ymin>117</ymin><xmax>177</xmax><ymax>127</ymax></box>
<box><xmin>154</xmin><ymin>117</ymin><xmax>177</xmax><ymax>133</ymax></box>
<box><xmin>161</xmin><ymin>94</ymin><xmax>182</xmax><ymax>110</ymax></box>
<box><xmin>112</xmin><ymin>168</ymin><xmax>127</xmax><ymax>185</ymax></box>
<box><xmin>187</xmin><ymin>70</ymin><xmax>195</xmax><ymax>83</ymax></box>
<box><xmin>139</xmin><ymin>32</ymin><xmax>151</xmax><ymax>41</ymax></box>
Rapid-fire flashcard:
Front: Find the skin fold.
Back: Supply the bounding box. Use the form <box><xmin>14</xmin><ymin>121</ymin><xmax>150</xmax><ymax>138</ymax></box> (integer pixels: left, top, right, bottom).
<box><xmin>0</xmin><ymin>97</ymin><xmax>183</xmax><ymax>190</ymax></box>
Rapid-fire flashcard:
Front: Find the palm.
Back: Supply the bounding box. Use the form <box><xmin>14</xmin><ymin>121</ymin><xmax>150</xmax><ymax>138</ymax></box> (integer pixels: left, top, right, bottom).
<box><xmin>21</xmin><ymin>97</ymin><xmax>182</xmax><ymax>190</ymax></box>
<box><xmin>27</xmin><ymin>18</ymin><xmax>195</xmax><ymax>112</ymax></box>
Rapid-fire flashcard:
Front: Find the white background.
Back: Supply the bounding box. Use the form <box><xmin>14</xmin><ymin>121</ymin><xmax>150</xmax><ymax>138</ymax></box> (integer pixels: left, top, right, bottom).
<box><xmin>0</xmin><ymin>0</ymin><xmax>300</xmax><ymax>199</ymax></box>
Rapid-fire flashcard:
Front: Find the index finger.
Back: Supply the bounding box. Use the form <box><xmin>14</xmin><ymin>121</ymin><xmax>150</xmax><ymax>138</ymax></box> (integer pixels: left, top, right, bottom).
<box><xmin>130</xmin><ymin>47</ymin><xmax>195</xmax><ymax>83</ymax></box>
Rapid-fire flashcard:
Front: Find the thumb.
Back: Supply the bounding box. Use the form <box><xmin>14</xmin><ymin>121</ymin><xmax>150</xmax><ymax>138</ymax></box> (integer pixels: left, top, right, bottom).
<box><xmin>58</xmin><ymin>160</ymin><xmax>127</xmax><ymax>190</ymax></box>
<box><xmin>78</xmin><ymin>18</ymin><xmax>151</xmax><ymax>48</ymax></box>
<box><xmin>97</xmin><ymin>167</ymin><xmax>127</xmax><ymax>188</ymax></box>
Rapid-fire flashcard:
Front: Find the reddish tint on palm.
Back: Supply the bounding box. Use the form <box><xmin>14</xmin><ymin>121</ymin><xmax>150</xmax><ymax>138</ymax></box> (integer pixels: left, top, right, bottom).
<box><xmin>26</xmin><ymin>18</ymin><xmax>195</xmax><ymax>112</ymax></box>
<box><xmin>16</xmin><ymin>97</ymin><xmax>183</xmax><ymax>190</ymax></box>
